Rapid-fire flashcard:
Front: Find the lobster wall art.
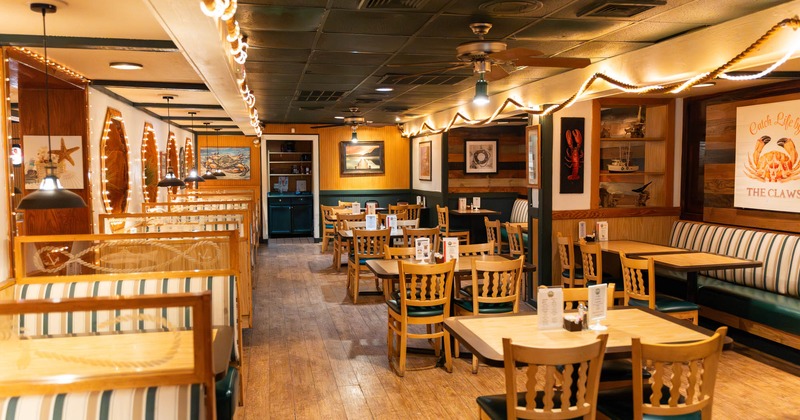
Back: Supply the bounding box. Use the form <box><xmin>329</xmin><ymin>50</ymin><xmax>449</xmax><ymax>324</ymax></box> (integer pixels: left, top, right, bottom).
<box><xmin>560</xmin><ymin>117</ymin><xmax>585</xmax><ymax>194</ymax></box>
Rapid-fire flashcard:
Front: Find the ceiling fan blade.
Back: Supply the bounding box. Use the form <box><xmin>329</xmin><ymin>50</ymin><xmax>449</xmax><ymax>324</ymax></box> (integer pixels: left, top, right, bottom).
<box><xmin>489</xmin><ymin>48</ymin><xmax>544</xmax><ymax>62</ymax></box>
<box><xmin>485</xmin><ymin>65</ymin><xmax>509</xmax><ymax>81</ymax></box>
<box><xmin>512</xmin><ymin>56</ymin><xmax>592</xmax><ymax>68</ymax></box>
<box><xmin>310</xmin><ymin>123</ymin><xmax>342</xmax><ymax>129</ymax></box>
<box><xmin>386</xmin><ymin>61</ymin><xmax>466</xmax><ymax>67</ymax></box>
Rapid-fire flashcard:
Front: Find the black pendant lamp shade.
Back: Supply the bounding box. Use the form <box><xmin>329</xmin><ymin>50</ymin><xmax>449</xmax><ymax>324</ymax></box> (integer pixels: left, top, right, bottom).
<box><xmin>211</xmin><ymin>128</ymin><xmax>226</xmax><ymax>177</ymax></box>
<box><xmin>201</xmin><ymin>122</ymin><xmax>217</xmax><ymax>179</ymax></box>
<box><xmin>17</xmin><ymin>3</ymin><xmax>88</xmax><ymax>211</ymax></box>
<box><xmin>157</xmin><ymin>95</ymin><xmax>186</xmax><ymax>188</ymax></box>
<box><xmin>183</xmin><ymin>111</ymin><xmax>205</xmax><ymax>184</ymax></box>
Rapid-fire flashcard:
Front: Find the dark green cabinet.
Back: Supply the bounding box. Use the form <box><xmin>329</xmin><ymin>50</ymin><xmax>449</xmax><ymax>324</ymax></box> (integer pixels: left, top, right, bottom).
<box><xmin>268</xmin><ymin>195</ymin><xmax>312</xmax><ymax>236</ymax></box>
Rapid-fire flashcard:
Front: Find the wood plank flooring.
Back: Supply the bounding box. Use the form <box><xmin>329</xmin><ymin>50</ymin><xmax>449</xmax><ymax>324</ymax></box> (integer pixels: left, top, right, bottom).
<box><xmin>240</xmin><ymin>242</ymin><xmax>800</xmax><ymax>419</ymax></box>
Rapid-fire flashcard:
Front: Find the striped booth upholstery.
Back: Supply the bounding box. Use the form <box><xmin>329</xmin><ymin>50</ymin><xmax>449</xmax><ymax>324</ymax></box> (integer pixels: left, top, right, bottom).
<box><xmin>667</xmin><ymin>220</ymin><xmax>800</xmax><ymax>340</ymax></box>
<box><xmin>501</xmin><ymin>198</ymin><xmax>529</xmax><ymax>245</ymax></box>
<box><xmin>14</xmin><ymin>276</ymin><xmax>241</xmax><ymax>420</ymax></box>
<box><xmin>1</xmin><ymin>385</ymin><xmax>205</xmax><ymax>420</ymax></box>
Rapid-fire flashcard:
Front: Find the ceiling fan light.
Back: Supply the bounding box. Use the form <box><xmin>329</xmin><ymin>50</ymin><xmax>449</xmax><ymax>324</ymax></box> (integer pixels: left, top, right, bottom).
<box><xmin>473</xmin><ymin>77</ymin><xmax>490</xmax><ymax>105</ymax></box>
<box><xmin>351</xmin><ymin>130</ymin><xmax>358</xmax><ymax>143</ymax></box>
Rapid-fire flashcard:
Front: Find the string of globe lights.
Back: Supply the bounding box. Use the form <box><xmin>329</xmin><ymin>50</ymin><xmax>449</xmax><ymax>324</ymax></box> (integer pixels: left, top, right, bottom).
<box><xmin>403</xmin><ymin>16</ymin><xmax>800</xmax><ymax>138</ymax></box>
<box><xmin>200</xmin><ymin>0</ymin><xmax>262</xmax><ymax>137</ymax></box>
<box><xmin>11</xmin><ymin>47</ymin><xmax>89</xmax><ymax>83</ymax></box>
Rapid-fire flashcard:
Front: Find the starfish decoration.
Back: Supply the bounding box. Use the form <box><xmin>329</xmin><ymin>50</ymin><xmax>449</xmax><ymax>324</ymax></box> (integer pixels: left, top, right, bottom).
<box><xmin>49</xmin><ymin>137</ymin><xmax>80</xmax><ymax>166</ymax></box>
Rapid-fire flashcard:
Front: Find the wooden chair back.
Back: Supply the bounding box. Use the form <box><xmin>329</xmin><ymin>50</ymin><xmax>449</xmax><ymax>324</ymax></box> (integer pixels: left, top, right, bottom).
<box><xmin>435</xmin><ymin>205</ymin><xmax>449</xmax><ymax>232</ymax></box>
<box><xmin>352</xmin><ymin>229</ymin><xmax>391</xmax><ymax>260</ymax></box>
<box><xmin>557</xmin><ymin>232</ymin><xmax>581</xmax><ymax>287</ymax></box>
<box><xmin>347</xmin><ymin>221</ymin><xmax>368</xmax><ymax>230</ymax></box>
<box><xmin>506</xmin><ymin>222</ymin><xmax>525</xmax><ymax>260</ymax></box>
<box><xmin>402</xmin><ymin>227</ymin><xmax>440</xmax><ymax>252</ymax></box>
<box><xmin>619</xmin><ymin>252</ymin><xmax>656</xmax><ymax>307</ymax></box>
<box><xmin>562</xmin><ymin>284</ymin><xmax>616</xmax><ymax>310</ymax></box>
<box><xmin>321</xmin><ymin>204</ymin><xmax>339</xmax><ymax>223</ymax></box>
<box><xmin>396</xmin><ymin>219</ymin><xmax>419</xmax><ymax>229</ymax></box>
<box><xmin>501</xmin><ymin>334</ymin><xmax>608</xmax><ymax>419</ymax></box>
<box><xmin>337</xmin><ymin>212</ymin><xmax>366</xmax><ymax>226</ymax></box>
<box><xmin>387</xmin><ymin>204</ymin><xmax>409</xmax><ymax>220</ymax></box>
<box><xmin>579</xmin><ymin>240</ymin><xmax>603</xmax><ymax>285</ymax></box>
<box><xmin>484</xmin><ymin>217</ymin><xmax>502</xmax><ymax>254</ymax></box>
<box><xmin>405</xmin><ymin>204</ymin><xmax>422</xmax><ymax>221</ymax></box>
<box><xmin>458</xmin><ymin>241</ymin><xmax>495</xmax><ymax>256</ymax></box>
<box><xmin>631</xmin><ymin>327</ymin><xmax>727</xmax><ymax>419</ymax></box>
<box><xmin>468</xmin><ymin>256</ymin><xmax>524</xmax><ymax>313</ymax></box>
<box><xmin>397</xmin><ymin>260</ymin><xmax>455</xmax><ymax>311</ymax></box>
<box><xmin>384</xmin><ymin>245</ymin><xmax>415</xmax><ymax>260</ymax></box>
<box><xmin>338</xmin><ymin>200</ymin><xmax>356</xmax><ymax>207</ymax></box>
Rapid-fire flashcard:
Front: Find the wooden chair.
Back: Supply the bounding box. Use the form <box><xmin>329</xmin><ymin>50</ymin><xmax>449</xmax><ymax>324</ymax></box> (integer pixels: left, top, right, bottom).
<box><xmin>320</xmin><ymin>205</ymin><xmax>339</xmax><ymax>253</ymax></box>
<box><xmin>405</xmin><ymin>204</ymin><xmax>422</xmax><ymax>222</ymax></box>
<box><xmin>458</xmin><ymin>241</ymin><xmax>495</xmax><ymax>257</ymax></box>
<box><xmin>557</xmin><ymin>232</ymin><xmax>583</xmax><ymax>287</ymax></box>
<box><xmin>387</xmin><ymin>259</ymin><xmax>456</xmax><ymax>376</ymax></box>
<box><xmin>619</xmin><ymin>252</ymin><xmax>699</xmax><ymax>324</ymax></box>
<box><xmin>347</xmin><ymin>229</ymin><xmax>390</xmax><ymax>303</ymax></box>
<box><xmin>331</xmin><ymin>218</ymin><xmax>350</xmax><ymax>272</ymax></box>
<box><xmin>454</xmin><ymin>256</ymin><xmax>523</xmax><ymax>374</ymax></box>
<box><xmin>387</xmin><ymin>204</ymin><xmax>409</xmax><ymax>220</ymax></box>
<box><xmin>505</xmin><ymin>222</ymin><xmax>525</xmax><ymax>261</ymax></box>
<box><xmin>402</xmin><ymin>227</ymin><xmax>440</xmax><ymax>253</ymax></box>
<box><xmin>436</xmin><ymin>205</ymin><xmax>470</xmax><ymax>245</ymax></box>
<box><xmin>477</xmin><ymin>334</ymin><xmax>608</xmax><ymax>419</ymax></box>
<box><xmin>562</xmin><ymin>283</ymin><xmax>616</xmax><ymax>310</ymax></box>
<box><xmin>338</xmin><ymin>200</ymin><xmax>356</xmax><ymax>207</ymax></box>
<box><xmin>383</xmin><ymin>245</ymin><xmax>416</xmax><ymax>300</ymax></box>
<box><xmin>579</xmin><ymin>240</ymin><xmax>624</xmax><ymax>302</ymax></box>
<box><xmin>597</xmin><ymin>327</ymin><xmax>727</xmax><ymax>420</ymax></box>
<box><xmin>484</xmin><ymin>217</ymin><xmax>503</xmax><ymax>254</ymax></box>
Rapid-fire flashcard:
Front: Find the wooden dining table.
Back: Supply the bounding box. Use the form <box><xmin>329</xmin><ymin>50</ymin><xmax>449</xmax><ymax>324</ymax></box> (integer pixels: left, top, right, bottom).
<box><xmin>449</xmin><ymin>208</ymin><xmax>501</xmax><ymax>243</ymax></box>
<box><xmin>443</xmin><ymin>306</ymin><xmax>723</xmax><ymax>366</ymax></box>
<box><xmin>596</xmin><ymin>239</ymin><xmax>690</xmax><ymax>256</ymax></box>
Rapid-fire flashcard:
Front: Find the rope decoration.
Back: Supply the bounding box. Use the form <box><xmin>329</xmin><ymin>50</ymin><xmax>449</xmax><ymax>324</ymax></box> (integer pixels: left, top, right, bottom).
<box><xmin>32</xmin><ymin>240</ymin><xmax>223</xmax><ymax>274</ymax></box>
<box><xmin>405</xmin><ymin>17</ymin><xmax>800</xmax><ymax>138</ymax></box>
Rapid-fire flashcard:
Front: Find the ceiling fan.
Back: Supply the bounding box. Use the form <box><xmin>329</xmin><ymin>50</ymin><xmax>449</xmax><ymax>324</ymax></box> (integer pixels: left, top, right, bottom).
<box><xmin>311</xmin><ymin>107</ymin><xmax>368</xmax><ymax>129</ymax></box>
<box><xmin>391</xmin><ymin>23</ymin><xmax>591</xmax><ymax>100</ymax></box>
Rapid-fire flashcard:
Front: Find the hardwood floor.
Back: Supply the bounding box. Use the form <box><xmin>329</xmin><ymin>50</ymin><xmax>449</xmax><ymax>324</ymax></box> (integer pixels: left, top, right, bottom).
<box><xmin>240</xmin><ymin>242</ymin><xmax>800</xmax><ymax>419</ymax></box>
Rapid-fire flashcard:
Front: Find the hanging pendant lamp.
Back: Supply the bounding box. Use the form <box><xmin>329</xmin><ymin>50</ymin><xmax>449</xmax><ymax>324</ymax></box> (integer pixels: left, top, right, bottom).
<box><xmin>157</xmin><ymin>95</ymin><xmax>185</xmax><ymax>188</ymax></box>
<box><xmin>201</xmin><ymin>122</ymin><xmax>217</xmax><ymax>179</ymax></box>
<box><xmin>17</xmin><ymin>3</ymin><xmax>88</xmax><ymax>210</ymax></box>
<box><xmin>183</xmin><ymin>111</ymin><xmax>205</xmax><ymax>185</ymax></box>
<box><xmin>211</xmin><ymin>128</ymin><xmax>226</xmax><ymax>177</ymax></box>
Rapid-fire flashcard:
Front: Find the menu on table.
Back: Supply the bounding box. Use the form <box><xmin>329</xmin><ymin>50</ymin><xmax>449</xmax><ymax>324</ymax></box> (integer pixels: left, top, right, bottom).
<box><xmin>365</xmin><ymin>214</ymin><xmax>377</xmax><ymax>230</ymax></box>
<box><xmin>442</xmin><ymin>237</ymin><xmax>459</xmax><ymax>262</ymax></box>
<box><xmin>537</xmin><ymin>287</ymin><xmax>564</xmax><ymax>330</ymax></box>
<box><xmin>588</xmin><ymin>283</ymin><xmax>608</xmax><ymax>331</ymax></box>
<box><xmin>472</xmin><ymin>197</ymin><xmax>480</xmax><ymax>210</ymax></box>
<box><xmin>366</xmin><ymin>202</ymin><xmax>376</xmax><ymax>215</ymax></box>
<box><xmin>385</xmin><ymin>214</ymin><xmax>398</xmax><ymax>234</ymax></box>
<box><xmin>415</xmin><ymin>238</ymin><xmax>431</xmax><ymax>262</ymax></box>
<box><xmin>351</xmin><ymin>202</ymin><xmax>360</xmax><ymax>214</ymax></box>
<box><xmin>458</xmin><ymin>197</ymin><xmax>467</xmax><ymax>212</ymax></box>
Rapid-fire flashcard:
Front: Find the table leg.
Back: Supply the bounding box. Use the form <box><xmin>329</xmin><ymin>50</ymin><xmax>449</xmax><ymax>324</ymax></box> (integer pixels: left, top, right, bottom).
<box><xmin>687</xmin><ymin>271</ymin><xmax>698</xmax><ymax>302</ymax></box>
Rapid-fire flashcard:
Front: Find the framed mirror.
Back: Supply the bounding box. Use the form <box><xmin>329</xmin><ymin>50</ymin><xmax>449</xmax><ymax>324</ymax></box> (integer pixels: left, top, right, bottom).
<box><xmin>100</xmin><ymin>107</ymin><xmax>129</xmax><ymax>213</ymax></box>
<box><xmin>141</xmin><ymin>123</ymin><xmax>158</xmax><ymax>203</ymax></box>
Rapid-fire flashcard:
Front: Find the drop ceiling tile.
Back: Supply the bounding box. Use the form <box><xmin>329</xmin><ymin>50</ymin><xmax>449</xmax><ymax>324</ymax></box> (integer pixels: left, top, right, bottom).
<box><xmin>563</xmin><ymin>41</ymin><xmax>651</xmax><ymax>59</ymax></box>
<box><xmin>247</xmin><ymin>81</ymin><xmax>299</xmax><ymax>91</ymax></box>
<box><xmin>330</xmin><ymin>0</ymin><xmax>454</xmax><ymax>13</ymax></box>
<box><xmin>306</xmin><ymin>63</ymin><xmax>379</xmax><ymax>76</ymax></box>
<box><xmin>514</xmin><ymin>19</ymin><xmax>629</xmax><ymax>41</ymax></box>
<box><xmin>323</xmin><ymin>10</ymin><xmax>433</xmax><ymax>35</ymax></box>
<box><xmin>241</xmin><ymin>0</ymin><xmax>329</xmax><ymax>6</ymax></box>
<box><xmin>400</xmin><ymin>37</ymin><xmax>469</xmax><ymax>56</ymax></box>
<box><xmin>236</xmin><ymin>4</ymin><xmax>326</xmax><ymax>31</ymax></box>
<box><xmin>247</xmin><ymin>48</ymin><xmax>314</xmax><ymax>62</ymax></box>
<box><xmin>311</xmin><ymin>51</ymin><xmax>392</xmax><ymax>65</ymax></box>
<box><xmin>246</xmin><ymin>62</ymin><xmax>307</xmax><ymax>74</ymax></box>
<box><xmin>302</xmin><ymin>74</ymin><xmax>368</xmax><ymax>84</ymax></box>
<box><xmin>246</xmin><ymin>31</ymin><xmax>317</xmax><ymax>49</ymax></box>
<box><xmin>247</xmin><ymin>73</ymin><xmax>301</xmax><ymax>84</ymax></box>
<box><xmin>648</xmin><ymin>0</ymin><xmax>791</xmax><ymax>25</ymax></box>
<box><xmin>317</xmin><ymin>33</ymin><xmax>409</xmax><ymax>53</ymax></box>
<box><xmin>415</xmin><ymin>15</ymin><xmax>536</xmax><ymax>39</ymax></box>
<box><xmin>550</xmin><ymin>0</ymin><xmax>694</xmax><ymax>20</ymax></box>
<box><xmin>596</xmin><ymin>21</ymin><xmax>702</xmax><ymax>42</ymax></box>
<box><xmin>444</xmin><ymin>0</ymin><xmax>571</xmax><ymax>17</ymax></box>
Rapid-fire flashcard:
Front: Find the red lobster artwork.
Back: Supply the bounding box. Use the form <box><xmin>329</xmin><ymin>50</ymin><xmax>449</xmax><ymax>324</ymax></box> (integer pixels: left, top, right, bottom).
<box><xmin>564</xmin><ymin>129</ymin><xmax>584</xmax><ymax>181</ymax></box>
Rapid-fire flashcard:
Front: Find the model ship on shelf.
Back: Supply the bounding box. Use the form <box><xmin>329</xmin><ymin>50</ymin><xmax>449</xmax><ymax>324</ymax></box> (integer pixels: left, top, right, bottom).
<box><xmin>608</xmin><ymin>143</ymin><xmax>639</xmax><ymax>173</ymax></box>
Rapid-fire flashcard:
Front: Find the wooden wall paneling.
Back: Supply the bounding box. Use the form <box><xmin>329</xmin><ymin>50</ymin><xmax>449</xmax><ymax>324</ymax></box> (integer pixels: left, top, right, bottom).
<box><xmin>264</xmin><ymin>124</ymin><xmax>408</xmax><ymax>191</ymax></box>
<box><xmin>18</xmin><ymin>87</ymin><xmax>91</xmax><ymax>235</ymax></box>
<box><xmin>446</xmin><ymin>125</ymin><xmax>526</xmax><ymax>195</ymax></box>
<box><xmin>702</xmin><ymin>91</ymin><xmax>800</xmax><ymax>233</ymax></box>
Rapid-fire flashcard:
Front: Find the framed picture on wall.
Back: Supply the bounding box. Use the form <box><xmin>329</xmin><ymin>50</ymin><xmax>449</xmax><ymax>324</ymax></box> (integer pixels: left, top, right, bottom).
<box><xmin>560</xmin><ymin>117</ymin><xmax>585</xmax><ymax>194</ymax></box>
<box><xmin>199</xmin><ymin>146</ymin><xmax>251</xmax><ymax>179</ymax></box>
<box><xmin>465</xmin><ymin>139</ymin><xmax>498</xmax><ymax>174</ymax></box>
<box><xmin>419</xmin><ymin>140</ymin><xmax>432</xmax><ymax>181</ymax></box>
<box><xmin>159</xmin><ymin>151</ymin><xmax>167</xmax><ymax>178</ymax></box>
<box><xmin>526</xmin><ymin>125</ymin><xmax>540</xmax><ymax>189</ymax></box>
<box><xmin>339</xmin><ymin>141</ymin><xmax>385</xmax><ymax>175</ymax></box>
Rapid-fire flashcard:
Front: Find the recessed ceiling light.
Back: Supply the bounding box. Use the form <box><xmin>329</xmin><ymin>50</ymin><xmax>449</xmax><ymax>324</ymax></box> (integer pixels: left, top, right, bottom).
<box><xmin>109</xmin><ymin>62</ymin><xmax>143</xmax><ymax>70</ymax></box>
<box><xmin>693</xmin><ymin>81</ymin><xmax>716</xmax><ymax>88</ymax></box>
<box><xmin>334</xmin><ymin>116</ymin><xmax>345</xmax><ymax>120</ymax></box>
<box><xmin>375</xmin><ymin>87</ymin><xmax>394</xmax><ymax>92</ymax></box>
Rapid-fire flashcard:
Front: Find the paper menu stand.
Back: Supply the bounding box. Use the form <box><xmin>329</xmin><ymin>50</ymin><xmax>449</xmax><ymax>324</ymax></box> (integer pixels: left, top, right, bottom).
<box><xmin>351</xmin><ymin>202</ymin><xmax>360</xmax><ymax>215</ymax></box>
<box><xmin>587</xmin><ymin>283</ymin><xmax>608</xmax><ymax>331</ymax></box>
<box><xmin>458</xmin><ymin>197</ymin><xmax>467</xmax><ymax>211</ymax></box>
<box><xmin>415</xmin><ymin>238</ymin><xmax>431</xmax><ymax>262</ymax></box>
<box><xmin>472</xmin><ymin>197</ymin><xmax>480</xmax><ymax>210</ymax></box>
<box><xmin>537</xmin><ymin>287</ymin><xmax>564</xmax><ymax>330</ymax></box>
<box><xmin>416</xmin><ymin>195</ymin><xmax>423</xmax><ymax>205</ymax></box>
<box><xmin>442</xmin><ymin>237</ymin><xmax>459</xmax><ymax>262</ymax></box>
<box><xmin>365</xmin><ymin>214</ymin><xmax>378</xmax><ymax>230</ymax></box>
<box><xmin>385</xmin><ymin>214</ymin><xmax>398</xmax><ymax>230</ymax></box>
<box><xmin>366</xmin><ymin>202</ymin><xmax>376</xmax><ymax>215</ymax></box>
<box><xmin>596</xmin><ymin>221</ymin><xmax>609</xmax><ymax>241</ymax></box>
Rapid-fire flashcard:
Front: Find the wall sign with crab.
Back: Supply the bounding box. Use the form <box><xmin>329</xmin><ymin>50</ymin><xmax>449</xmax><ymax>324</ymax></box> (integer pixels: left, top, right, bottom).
<box><xmin>734</xmin><ymin>99</ymin><xmax>800</xmax><ymax>213</ymax></box>
<box><xmin>200</xmin><ymin>146</ymin><xmax>251</xmax><ymax>179</ymax></box>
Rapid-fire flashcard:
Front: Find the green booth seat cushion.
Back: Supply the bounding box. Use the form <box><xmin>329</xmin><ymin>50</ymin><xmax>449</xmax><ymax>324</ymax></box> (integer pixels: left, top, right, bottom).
<box><xmin>477</xmin><ymin>391</ymin><xmax>583</xmax><ymax>420</ymax></box>
<box><xmin>216</xmin><ymin>366</ymin><xmax>240</xmax><ymax>420</ymax></box>
<box><xmin>586</xmin><ymin>273</ymin><xmax>623</xmax><ymax>289</ymax></box>
<box><xmin>453</xmin><ymin>299</ymin><xmax>514</xmax><ymax>314</ymax></box>
<box><xmin>697</xmin><ymin>276</ymin><xmax>800</xmax><ymax>336</ymax></box>
<box><xmin>563</xmin><ymin>268</ymin><xmax>584</xmax><ymax>280</ymax></box>
<box><xmin>386</xmin><ymin>299</ymin><xmax>444</xmax><ymax>317</ymax></box>
<box><xmin>597</xmin><ymin>386</ymin><xmax>700</xmax><ymax>420</ymax></box>
<box><xmin>325</xmin><ymin>223</ymin><xmax>334</xmax><ymax>229</ymax></box>
<box><xmin>500</xmin><ymin>228</ymin><xmax>528</xmax><ymax>245</ymax></box>
<box><xmin>628</xmin><ymin>296</ymin><xmax>698</xmax><ymax>313</ymax></box>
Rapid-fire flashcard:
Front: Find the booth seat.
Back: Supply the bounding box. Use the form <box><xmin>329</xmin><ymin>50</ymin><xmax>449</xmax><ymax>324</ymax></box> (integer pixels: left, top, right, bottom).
<box><xmin>14</xmin><ymin>275</ymin><xmax>241</xmax><ymax>420</ymax></box>
<box><xmin>500</xmin><ymin>198</ymin><xmax>529</xmax><ymax>244</ymax></box>
<box><xmin>659</xmin><ymin>220</ymin><xmax>800</xmax><ymax>348</ymax></box>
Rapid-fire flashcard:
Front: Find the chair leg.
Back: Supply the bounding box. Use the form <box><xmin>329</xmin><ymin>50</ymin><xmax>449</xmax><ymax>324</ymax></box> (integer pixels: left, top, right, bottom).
<box><xmin>442</xmin><ymin>328</ymin><xmax>453</xmax><ymax>373</ymax></box>
<box><xmin>352</xmin><ymin>267</ymin><xmax>360</xmax><ymax>304</ymax></box>
<box><xmin>321</xmin><ymin>234</ymin><xmax>329</xmax><ymax>252</ymax></box>
<box><xmin>471</xmin><ymin>355</ymin><xmax>479</xmax><ymax>374</ymax></box>
<box><xmin>333</xmin><ymin>247</ymin><xmax>340</xmax><ymax>272</ymax></box>
<box><xmin>398</xmin><ymin>324</ymin><xmax>407</xmax><ymax>377</ymax></box>
<box><xmin>454</xmin><ymin>338</ymin><xmax>460</xmax><ymax>358</ymax></box>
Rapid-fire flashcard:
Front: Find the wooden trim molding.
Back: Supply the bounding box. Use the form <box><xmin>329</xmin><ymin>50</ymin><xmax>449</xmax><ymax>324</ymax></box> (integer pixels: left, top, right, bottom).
<box><xmin>553</xmin><ymin>206</ymin><xmax>681</xmax><ymax>220</ymax></box>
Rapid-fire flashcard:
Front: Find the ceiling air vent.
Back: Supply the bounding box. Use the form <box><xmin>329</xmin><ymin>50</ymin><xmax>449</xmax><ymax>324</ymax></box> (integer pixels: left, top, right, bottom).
<box><xmin>379</xmin><ymin>73</ymin><xmax>470</xmax><ymax>86</ymax></box>
<box><xmin>479</xmin><ymin>1</ymin><xmax>543</xmax><ymax>17</ymax></box>
<box><xmin>296</xmin><ymin>90</ymin><xmax>345</xmax><ymax>102</ymax></box>
<box><xmin>577</xmin><ymin>0</ymin><xmax>665</xmax><ymax>18</ymax></box>
<box><xmin>382</xmin><ymin>106</ymin><xmax>409</xmax><ymax>113</ymax></box>
<box><xmin>358</xmin><ymin>0</ymin><xmax>429</xmax><ymax>10</ymax></box>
